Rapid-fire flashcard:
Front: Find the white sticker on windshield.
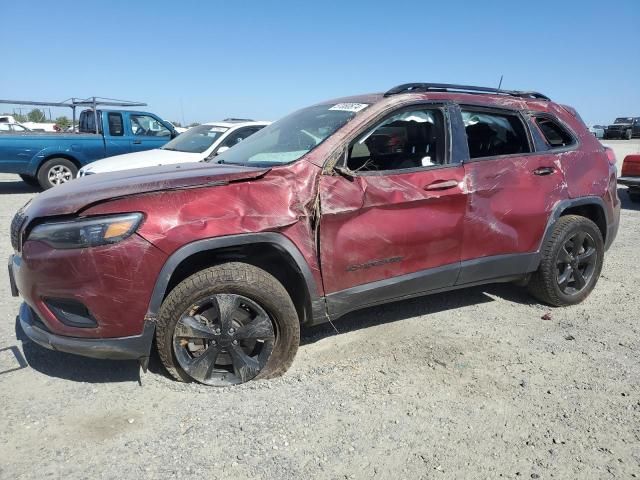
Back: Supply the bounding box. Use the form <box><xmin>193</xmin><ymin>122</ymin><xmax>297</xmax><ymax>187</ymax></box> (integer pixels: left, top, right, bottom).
<box><xmin>209</xmin><ymin>127</ymin><xmax>229</xmax><ymax>133</ymax></box>
<box><xmin>329</xmin><ymin>103</ymin><xmax>369</xmax><ymax>113</ymax></box>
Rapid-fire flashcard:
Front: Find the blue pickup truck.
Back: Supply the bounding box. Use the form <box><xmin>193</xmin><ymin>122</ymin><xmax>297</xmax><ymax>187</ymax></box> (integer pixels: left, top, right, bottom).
<box><xmin>0</xmin><ymin>109</ymin><xmax>177</xmax><ymax>189</ymax></box>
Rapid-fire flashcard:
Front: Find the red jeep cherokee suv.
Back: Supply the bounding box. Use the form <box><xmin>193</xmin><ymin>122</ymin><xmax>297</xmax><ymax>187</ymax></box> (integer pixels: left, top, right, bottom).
<box><xmin>9</xmin><ymin>83</ymin><xmax>620</xmax><ymax>386</ymax></box>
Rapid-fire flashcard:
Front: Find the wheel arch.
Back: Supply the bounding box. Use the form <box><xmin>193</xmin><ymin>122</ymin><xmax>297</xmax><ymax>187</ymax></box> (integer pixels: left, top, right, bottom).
<box><xmin>541</xmin><ymin>197</ymin><xmax>610</xmax><ymax>251</ymax></box>
<box><xmin>37</xmin><ymin>153</ymin><xmax>82</xmax><ymax>173</ymax></box>
<box><xmin>147</xmin><ymin>233</ymin><xmax>325</xmax><ymax>325</ymax></box>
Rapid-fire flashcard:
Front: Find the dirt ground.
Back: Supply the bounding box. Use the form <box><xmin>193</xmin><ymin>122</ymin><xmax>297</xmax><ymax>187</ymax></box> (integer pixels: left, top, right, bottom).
<box><xmin>0</xmin><ymin>141</ymin><xmax>638</xmax><ymax>479</ymax></box>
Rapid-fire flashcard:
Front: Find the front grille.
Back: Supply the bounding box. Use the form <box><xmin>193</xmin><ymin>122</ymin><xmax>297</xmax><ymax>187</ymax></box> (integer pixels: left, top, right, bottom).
<box><xmin>10</xmin><ymin>208</ymin><xmax>28</xmax><ymax>251</ymax></box>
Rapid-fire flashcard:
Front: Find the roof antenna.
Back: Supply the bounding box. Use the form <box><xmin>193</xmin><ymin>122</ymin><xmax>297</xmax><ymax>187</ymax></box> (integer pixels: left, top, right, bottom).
<box><xmin>498</xmin><ymin>75</ymin><xmax>504</xmax><ymax>90</ymax></box>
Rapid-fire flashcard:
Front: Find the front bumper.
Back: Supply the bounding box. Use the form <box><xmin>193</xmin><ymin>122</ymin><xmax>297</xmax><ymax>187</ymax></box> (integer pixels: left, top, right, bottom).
<box><xmin>617</xmin><ymin>176</ymin><xmax>640</xmax><ymax>188</ymax></box>
<box><xmin>18</xmin><ymin>302</ymin><xmax>155</xmax><ymax>360</ymax></box>
<box><xmin>8</xmin><ymin>233</ymin><xmax>166</xmax><ymax>339</ymax></box>
<box><xmin>604</xmin><ymin>129</ymin><xmax>626</xmax><ymax>139</ymax></box>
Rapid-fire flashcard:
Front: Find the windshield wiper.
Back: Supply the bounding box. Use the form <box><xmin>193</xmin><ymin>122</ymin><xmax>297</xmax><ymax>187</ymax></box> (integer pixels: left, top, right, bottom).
<box><xmin>216</xmin><ymin>158</ymin><xmax>246</xmax><ymax>166</ymax></box>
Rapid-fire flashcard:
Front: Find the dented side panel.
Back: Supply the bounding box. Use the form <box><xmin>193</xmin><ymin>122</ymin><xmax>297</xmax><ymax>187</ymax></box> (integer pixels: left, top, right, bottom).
<box><xmin>462</xmin><ymin>153</ymin><xmax>568</xmax><ymax>259</ymax></box>
<box><xmin>552</xmin><ymin>106</ymin><xmax>611</xmax><ymax>201</ymax></box>
<box><xmin>84</xmin><ymin>160</ymin><xmax>325</xmax><ymax>294</ymax></box>
<box><xmin>318</xmin><ymin>167</ymin><xmax>467</xmax><ymax>294</ymax></box>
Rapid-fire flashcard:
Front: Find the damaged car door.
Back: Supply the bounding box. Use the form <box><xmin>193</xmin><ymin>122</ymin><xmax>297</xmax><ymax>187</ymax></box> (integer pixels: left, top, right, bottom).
<box><xmin>457</xmin><ymin>106</ymin><xmax>568</xmax><ymax>283</ymax></box>
<box><xmin>318</xmin><ymin>105</ymin><xmax>468</xmax><ymax>317</ymax></box>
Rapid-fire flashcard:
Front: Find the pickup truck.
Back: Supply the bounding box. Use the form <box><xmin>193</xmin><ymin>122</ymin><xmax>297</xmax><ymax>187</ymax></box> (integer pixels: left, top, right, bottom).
<box><xmin>604</xmin><ymin>117</ymin><xmax>640</xmax><ymax>140</ymax></box>
<box><xmin>618</xmin><ymin>154</ymin><xmax>640</xmax><ymax>202</ymax></box>
<box><xmin>0</xmin><ymin>109</ymin><xmax>177</xmax><ymax>189</ymax></box>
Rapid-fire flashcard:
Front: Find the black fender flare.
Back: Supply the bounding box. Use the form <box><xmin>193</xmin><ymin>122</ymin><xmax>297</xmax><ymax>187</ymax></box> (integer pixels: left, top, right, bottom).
<box><xmin>146</xmin><ymin>232</ymin><xmax>326</xmax><ymax>323</ymax></box>
<box><xmin>539</xmin><ymin>196</ymin><xmax>614</xmax><ymax>253</ymax></box>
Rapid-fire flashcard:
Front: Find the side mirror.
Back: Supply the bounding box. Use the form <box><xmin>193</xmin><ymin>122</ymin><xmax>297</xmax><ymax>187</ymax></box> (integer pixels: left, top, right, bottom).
<box><xmin>170</xmin><ymin>130</ymin><xmax>178</xmax><ymax>139</ymax></box>
<box><xmin>216</xmin><ymin>146</ymin><xmax>230</xmax><ymax>154</ymax></box>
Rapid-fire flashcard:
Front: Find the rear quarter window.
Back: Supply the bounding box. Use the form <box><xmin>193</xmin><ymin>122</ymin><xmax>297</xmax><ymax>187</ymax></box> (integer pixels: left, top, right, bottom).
<box><xmin>533</xmin><ymin>116</ymin><xmax>576</xmax><ymax>149</ymax></box>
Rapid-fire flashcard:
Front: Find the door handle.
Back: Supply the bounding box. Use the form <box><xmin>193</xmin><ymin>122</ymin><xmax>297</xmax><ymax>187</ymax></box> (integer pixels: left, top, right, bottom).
<box><xmin>424</xmin><ymin>179</ymin><xmax>459</xmax><ymax>191</ymax></box>
<box><xmin>132</xmin><ymin>140</ymin><xmax>142</xmax><ymax>145</ymax></box>
<box><xmin>533</xmin><ymin>167</ymin><xmax>555</xmax><ymax>176</ymax></box>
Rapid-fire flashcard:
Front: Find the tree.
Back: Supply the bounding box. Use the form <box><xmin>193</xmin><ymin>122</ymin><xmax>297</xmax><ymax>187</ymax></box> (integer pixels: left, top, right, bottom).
<box><xmin>171</xmin><ymin>120</ymin><xmax>183</xmax><ymax>127</ymax></box>
<box><xmin>27</xmin><ymin>109</ymin><xmax>46</xmax><ymax>123</ymax></box>
<box><xmin>55</xmin><ymin>116</ymin><xmax>71</xmax><ymax>130</ymax></box>
<box><xmin>188</xmin><ymin>122</ymin><xmax>201</xmax><ymax>127</ymax></box>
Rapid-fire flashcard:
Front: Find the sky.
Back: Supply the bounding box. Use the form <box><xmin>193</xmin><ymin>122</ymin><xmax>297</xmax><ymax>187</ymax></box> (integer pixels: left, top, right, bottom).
<box><xmin>1</xmin><ymin>0</ymin><xmax>638</xmax><ymax>125</ymax></box>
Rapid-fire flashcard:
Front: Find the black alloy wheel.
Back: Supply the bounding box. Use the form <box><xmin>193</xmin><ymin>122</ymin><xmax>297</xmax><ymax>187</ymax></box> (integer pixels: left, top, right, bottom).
<box><xmin>528</xmin><ymin>215</ymin><xmax>604</xmax><ymax>306</ymax></box>
<box><xmin>555</xmin><ymin>231</ymin><xmax>598</xmax><ymax>296</ymax></box>
<box><xmin>172</xmin><ymin>293</ymin><xmax>275</xmax><ymax>386</ymax></box>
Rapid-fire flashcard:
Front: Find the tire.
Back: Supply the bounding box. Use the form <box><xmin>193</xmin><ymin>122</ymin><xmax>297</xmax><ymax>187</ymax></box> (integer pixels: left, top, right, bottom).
<box><xmin>628</xmin><ymin>190</ymin><xmax>640</xmax><ymax>203</ymax></box>
<box><xmin>156</xmin><ymin>262</ymin><xmax>300</xmax><ymax>386</ymax></box>
<box><xmin>19</xmin><ymin>174</ymin><xmax>40</xmax><ymax>187</ymax></box>
<box><xmin>625</xmin><ymin>129</ymin><xmax>633</xmax><ymax>140</ymax></box>
<box><xmin>528</xmin><ymin>215</ymin><xmax>604</xmax><ymax>307</ymax></box>
<box><xmin>36</xmin><ymin>158</ymin><xmax>78</xmax><ymax>190</ymax></box>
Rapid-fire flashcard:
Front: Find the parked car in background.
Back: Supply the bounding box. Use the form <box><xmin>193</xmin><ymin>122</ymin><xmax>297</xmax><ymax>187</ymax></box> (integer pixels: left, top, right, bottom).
<box><xmin>0</xmin><ymin>115</ymin><xmax>19</xmax><ymax>124</ymax></box>
<box><xmin>0</xmin><ymin>109</ymin><xmax>177</xmax><ymax>189</ymax></box>
<box><xmin>21</xmin><ymin>122</ymin><xmax>61</xmax><ymax>132</ymax></box>
<box><xmin>0</xmin><ymin>122</ymin><xmax>31</xmax><ymax>133</ymax></box>
<box><xmin>168</xmin><ymin>122</ymin><xmax>188</xmax><ymax>134</ymax></box>
<box><xmin>9</xmin><ymin>83</ymin><xmax>620</xmax><ymax>387</ymax></box>
<box><xmin>618</xmin><ymin>154</ymin><xmax>640</xmax><ymax>202</ymax></box>
<box><xmin>78</xmin><ymin>119</ymin><xmax>269</xmax><ymax>176</ymax></box>
<box><xmin>0</xmin><ymin>115</ymin><xmax>32</xmax><ymax>133</ymax></box>
<box><xmin>604</xmin><ymin>117</ymin><xmax>640</xmax><ymax>140</ymax></box>
<box><xmin>588</xmin><ymin>125</ymin><xmax>605</xmax><ymax>139</ymax></box>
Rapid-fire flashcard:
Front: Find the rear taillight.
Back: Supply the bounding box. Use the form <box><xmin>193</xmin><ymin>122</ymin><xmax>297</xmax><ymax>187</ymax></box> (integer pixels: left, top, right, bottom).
<box><xmin>605</xmin><ymin>147</ymin><xmax>617</xmax><ymax>166</ymax></box>
<box><xmin>621</xmin><ymin>154</ymin><xmax>640</xmax><ymax>177</ymax></box>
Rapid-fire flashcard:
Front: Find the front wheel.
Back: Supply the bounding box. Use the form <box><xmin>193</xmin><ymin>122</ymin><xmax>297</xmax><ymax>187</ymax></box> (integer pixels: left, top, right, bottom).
<box><xmin>628</xmin><ymin>189</ymin><xmax>640</xmax><ymax>203</ymax></box>
<box><xmin>37</xmin><ymin>158</ymin><xmax>78</xmax><ymax>190</ymax></box>
<box><xmin>528</xmin><ymin>215</ymin><xmax>604</xmax><ymax>306</ymax></box>
<box><xmin>626</xmin><ymin>129</ymin><xmax>633</xmax><ymax>140</ymax></box>
<box><xmin>156</xmin><ymin>262</ymin><xmax>300</xmax><ymax>386</ymax></box>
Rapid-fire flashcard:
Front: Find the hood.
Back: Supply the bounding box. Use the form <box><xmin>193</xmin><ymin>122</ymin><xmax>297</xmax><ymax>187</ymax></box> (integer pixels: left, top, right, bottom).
<box><xmin>23</xmin><ymin>162</ymin><xmax>269</xmax><ymax>219</ymax></box>
<box><xmin>609</xmin><ymin>123</ymin><xmax>631</xmax><ymax>127</ymax></box>
<box><xmin>80</xmin><ymin>148</ymin><xmax>203</xmax><ymax>174</ymax></box>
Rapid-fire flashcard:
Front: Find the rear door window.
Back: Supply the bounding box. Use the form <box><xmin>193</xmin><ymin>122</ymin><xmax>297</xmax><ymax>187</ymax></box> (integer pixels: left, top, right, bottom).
<box><xmin>461</xmin><ymin>109</ymin><xmax>530</xmax><ymax>159</ymax></box>
<box><xmin>108</xmin><ymin>113</ymin><xmax>124</xmax><ymax>136</ymax></box>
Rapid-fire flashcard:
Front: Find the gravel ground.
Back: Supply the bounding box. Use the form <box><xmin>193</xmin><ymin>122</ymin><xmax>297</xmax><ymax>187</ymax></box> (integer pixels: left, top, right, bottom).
<box><xmin>0</xmin><ymin>141</ymin><xmax>639</xmax><ymax>479</ymax></box>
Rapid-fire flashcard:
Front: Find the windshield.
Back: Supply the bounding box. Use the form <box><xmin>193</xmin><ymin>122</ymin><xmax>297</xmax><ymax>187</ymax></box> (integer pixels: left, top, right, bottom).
<box><xmin>210</xmin><ymin>102</ymin><xmax>369</xmax><ymax>166</ymax></box>
<box><xmin>162</xmin><ymin>124</ymin><xmax>229</xmax><ymax>153</ymax></box>
<box><xmin>614</xmin><ymin>117</ymin><xmax>633</xmax><ymax>124</ymax></box>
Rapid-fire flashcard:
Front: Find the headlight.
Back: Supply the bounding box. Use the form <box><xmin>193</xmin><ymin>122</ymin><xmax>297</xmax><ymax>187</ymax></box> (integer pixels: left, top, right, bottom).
<box><xmin>28</xmin><ymin>213</ymin><xmax>143</xmax><ymax>249</ymax></box>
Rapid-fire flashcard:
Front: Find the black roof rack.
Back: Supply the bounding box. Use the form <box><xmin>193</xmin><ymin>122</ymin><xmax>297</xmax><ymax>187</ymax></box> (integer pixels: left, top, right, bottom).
<box><xmin>0</xmin><ymin>96</ymin><xmax>148</xmax><ymax>134</ymax></box>
<box><xmin>383</xmin><ymin>83</ymin><xmax>550</xmax><ymax>101</ymax></box>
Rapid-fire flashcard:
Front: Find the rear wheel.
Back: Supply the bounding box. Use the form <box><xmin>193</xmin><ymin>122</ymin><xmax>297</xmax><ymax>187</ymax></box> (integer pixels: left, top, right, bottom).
<box><xmin>19</xmin><ymin>175</ymin><xmax>39</xmax><ymax>187</ymax></box>
<box><xmin>528</xmin><ymin>215</ymin><xmax>604</xmax><ymax>306</ymax></box>
<box><xmin>37</xmin><ymin>158</ymin><xmax>77</xmax><ymax>190</ymax></box>
<box><xmin>156</xmin><ymin>262</ymin><xmax>300</xmax><ymax>386</ymax></box>
<box><xmin>628</xmin><ymin>189</ymin><xmax>640</xmax><ymax>203</ymax></box>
